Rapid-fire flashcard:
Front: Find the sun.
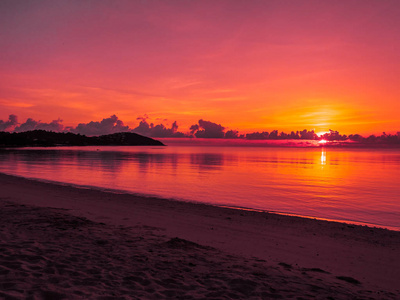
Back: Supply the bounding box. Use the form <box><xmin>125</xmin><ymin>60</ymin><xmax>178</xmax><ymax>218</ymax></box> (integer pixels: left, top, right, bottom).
<box><xmin>318</xmin><ymin>139</ymin><xmax>328</xmax><ymax>144</ymax></box>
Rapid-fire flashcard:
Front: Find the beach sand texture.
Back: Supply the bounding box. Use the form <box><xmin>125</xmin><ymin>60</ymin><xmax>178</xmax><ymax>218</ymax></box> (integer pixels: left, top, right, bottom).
<box><xmin>0</xmin><ymin>173</ymin><xmax>399</xmax><ymax>299</ymax></box>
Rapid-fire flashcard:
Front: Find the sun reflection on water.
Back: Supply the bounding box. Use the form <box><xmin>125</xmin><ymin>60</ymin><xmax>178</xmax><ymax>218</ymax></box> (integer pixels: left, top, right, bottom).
<box><xmin>1</xmin><ymin>146</ymin><xmax>400</xmax><ymax>230</ymax></box>
<box><xmin>320</xmin><ymin>149</ymin><xmax>326</xmax><ymax>165</ymax></box>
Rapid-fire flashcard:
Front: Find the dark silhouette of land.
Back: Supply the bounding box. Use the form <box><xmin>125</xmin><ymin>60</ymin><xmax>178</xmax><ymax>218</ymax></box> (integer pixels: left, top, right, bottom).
<box><xmin>0</xmin><ymin>130</ymin><xmax>165</xmax><ymax>147</ymax></box>
<box><xmin>1</xmin><ymin>114</ymin><xmax>400</xmax><ymax>145</ymax></box>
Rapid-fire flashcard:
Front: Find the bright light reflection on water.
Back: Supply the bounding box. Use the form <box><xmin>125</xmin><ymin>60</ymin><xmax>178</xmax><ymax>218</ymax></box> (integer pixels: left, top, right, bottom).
<box><xmin>0</xmin><ymin>144</ymin><xmax>399</xmax><ymax>230</ymax></box>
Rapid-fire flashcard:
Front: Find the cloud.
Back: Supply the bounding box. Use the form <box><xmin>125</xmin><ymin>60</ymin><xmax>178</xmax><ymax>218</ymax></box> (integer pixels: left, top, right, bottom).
<box><xmin>136</xmin><ymin>114</ymin><xmax>149</xmax><ymax>121</ymax></box>
<box><xmin>190</xmin><ymin>119</ymin><xmax>225</xmax><ymax>138</ymax></box>
<box><xmin>189</xmin><ymin>124</ymin><xmax>199</xmax><ymax>135</ymax></box>
<box><xmin>0</xmin><ymin>114</ymin><xmax>18</xmax><ymax>131</ymax></box>
<box><xmin>14</xmin><ymin>118</ymin><xmax>64</xmax><ymax>133</ymax></box>
<box><xmin>132</xmin><ymin>120</ymin><xmax>185</xmax><ymax>138</ymax></box>
<box><xmin>6</xmin><ymin>114</ymin><xmax>390</xmax><ymax>144</ymax></box>
<box><xmin>1</xmin><ymin>114</ymin><xmax>185</xmax><ymax>137</ymax></box>
<box><xmin>71</xmin><ymin>115</ymin><xmax>130</xmax><ymax>136</ymax></box>
<box><xmin>225</xmin><ymin>130</ymin><xmax>239</xmax><ymax>139</ymax></box>
<box><xmin>132</xmin><ymin>120</ymin><xmax>151</xmax><ymax>136</ymax></box>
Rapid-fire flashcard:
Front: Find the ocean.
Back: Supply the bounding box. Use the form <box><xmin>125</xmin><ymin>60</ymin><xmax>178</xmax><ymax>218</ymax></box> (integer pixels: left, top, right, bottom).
<box><xmin>1</xmin><ymin>139</ymin><xmax>399</xmax><ymax>230</ymax></box>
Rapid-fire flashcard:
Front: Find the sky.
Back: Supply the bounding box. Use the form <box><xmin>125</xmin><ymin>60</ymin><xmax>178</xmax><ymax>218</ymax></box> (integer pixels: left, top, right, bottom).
<box><xmin>1</xmin><ymin>0</ymin><xmax>399</xmax><ymax>136</ymax></box>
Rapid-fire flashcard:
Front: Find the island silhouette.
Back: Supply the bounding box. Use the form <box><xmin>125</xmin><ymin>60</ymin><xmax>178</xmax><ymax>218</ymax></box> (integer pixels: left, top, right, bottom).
<box><xmin>0</xmin><ymin>131</ymin><xmax>164</xmax><ymax>147</ymax></box>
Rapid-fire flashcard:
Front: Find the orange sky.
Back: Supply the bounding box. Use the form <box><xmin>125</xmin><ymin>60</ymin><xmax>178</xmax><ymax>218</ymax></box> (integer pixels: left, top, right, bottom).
<box><xmin>1</xmin><ymin>0</ymin><xmax>399</xmax><ymax>135</ymax></box>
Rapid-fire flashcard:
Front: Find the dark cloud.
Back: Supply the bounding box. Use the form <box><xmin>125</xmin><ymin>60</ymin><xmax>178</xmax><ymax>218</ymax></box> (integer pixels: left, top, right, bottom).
<box><xmin>3</xmin><ymin>114</ymin><xmax>225</xmax><ymax>138</ymax></box>
<box><xmin>190</xmin><ymin>119</ymin><xmax>225</xmax><ymax>138</ymax></box>
<box><xmin>298</xmin><ymin>129</ymin><xmax>318</xmax><ymax>140</ymax></box>
<box><xmin>5</xmin><ymin>114</ymin><xmax>394</xmax><ymax>144</ymax></box>
<box><xmin>71</xmin><ymin>115</ymin><xmax>130</xmax><ymax>136</ymax></box>
<box><xmin>245</xmin><ymin>131</ymin><xmax>269</xmax><ymax>140</ymax></box>
<box><xmin>189</xmin><ymin>124</ymin><xmax>199</xmax><ymax>135</ymax></box>
<box><xmin>171</xmin><ymin>121</ymin><xmax>178</xmax><ymax>133</ymax></box>
<box><xmin>225</xmin><ymin>130</ymin><xmax>239</xmax><ymax>139</ymax></box>
<box><xmin>0</xmin><ymin>114</ymin><xmax>18</xmax><ymax>131</ymax></box>
<box><xmin>3</xmin><ymin>114</ymin><xmax>186</xmax><ymax>137</ymax></box>
<box><xmin>245</xmin><ymin>129</ymin><xmax>318</xmax><ymax>140</ymax></box>
<box><xmin>132</xmin><ymin>120</ymin><xmax>151</xmax><ymax>136</ymax></box>
<box><xmin>132</xmin><ymin>120</ymin><xmax>185</xmax><ymax>138</ymax></box>
<box><xmin>14</xmin><ymin>118</ymin><xmax>64</xmax><ymax>133</ymax></box>
<box><xmin>136</xmin><ymin>114</ymin><xmax>149</xmax><ymax>121</ymax></box>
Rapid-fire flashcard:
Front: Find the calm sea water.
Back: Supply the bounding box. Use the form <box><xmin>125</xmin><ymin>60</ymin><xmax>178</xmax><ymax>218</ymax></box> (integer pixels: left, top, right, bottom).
<box><xmin>0</xmin><ymin>140</ymin><xmax>399</xmax><ymax>230</ymax></box>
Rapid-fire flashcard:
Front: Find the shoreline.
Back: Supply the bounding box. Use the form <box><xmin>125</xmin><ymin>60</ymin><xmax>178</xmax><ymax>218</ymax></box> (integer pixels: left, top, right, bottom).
<box><xmin>1</xmin><ymin>171</ymin><xmax>397</xmax><ymax>232</ymax></box>
<box><xmin>1</xmin><ymin>172</ymin><xmax>399</xmax><ymax>297</ymax></box>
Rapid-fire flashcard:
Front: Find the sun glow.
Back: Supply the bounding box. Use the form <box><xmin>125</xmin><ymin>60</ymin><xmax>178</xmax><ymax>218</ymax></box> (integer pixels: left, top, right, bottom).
<box><xmin>316</xmin><ymin>131</ymin><xmax>330</xmax><ymax>137</ymax></box>
<box><xmin>318</xmin><ymin>139</ymin><xmax>328</xmax><ymax>144</ymax></box>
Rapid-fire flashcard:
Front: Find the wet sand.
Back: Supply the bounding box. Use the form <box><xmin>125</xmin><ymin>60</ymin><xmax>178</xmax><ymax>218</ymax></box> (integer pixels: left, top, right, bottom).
<box><xmin>0</xmin><ymin>173</ymin><xmax>399</xmax><ymax>299</ymax></box>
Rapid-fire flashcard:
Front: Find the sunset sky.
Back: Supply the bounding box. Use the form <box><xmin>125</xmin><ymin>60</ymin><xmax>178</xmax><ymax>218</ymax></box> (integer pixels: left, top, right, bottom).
<box><xmin>1</xmin><ymin>0</ymin><xmax>399</xmax><ymax>136</ymax></box>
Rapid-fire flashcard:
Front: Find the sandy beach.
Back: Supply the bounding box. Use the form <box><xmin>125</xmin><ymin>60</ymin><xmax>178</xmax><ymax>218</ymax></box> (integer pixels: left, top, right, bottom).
<box><xmin>0</xmin><ymin>172</ymin><xmax>399</xmax><ymax>299</ymax></box>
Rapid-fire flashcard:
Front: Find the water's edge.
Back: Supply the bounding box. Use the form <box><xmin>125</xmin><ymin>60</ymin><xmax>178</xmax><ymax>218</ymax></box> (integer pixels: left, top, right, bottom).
<box><xmin>2</xmin><ymin>171</ymin><xmax>398</xmax><ymax>232</ymax></box>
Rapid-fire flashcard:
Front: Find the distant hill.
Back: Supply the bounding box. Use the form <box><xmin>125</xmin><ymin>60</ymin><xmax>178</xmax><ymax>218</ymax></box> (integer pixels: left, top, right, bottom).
<box><xmin>0</xmin><ymin>130</ymin><xmax>165</xmax><ymax>147</ymax></box>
